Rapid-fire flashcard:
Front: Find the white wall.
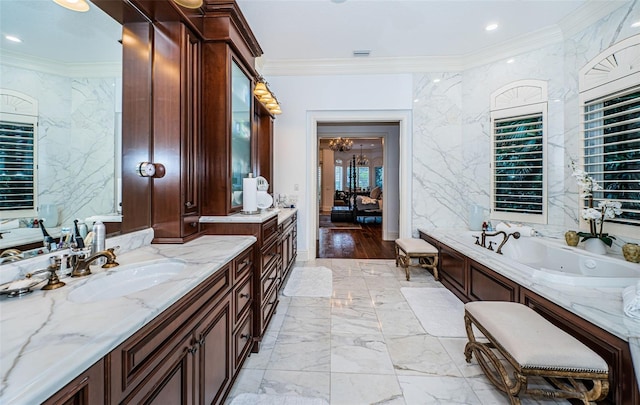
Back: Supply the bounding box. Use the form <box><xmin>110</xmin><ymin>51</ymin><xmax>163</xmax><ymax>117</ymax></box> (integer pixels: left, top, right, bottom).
<box><xmin>269</xmin><ymin>74</ymin><xmax>413</xmax><ymax>260</ymax></box>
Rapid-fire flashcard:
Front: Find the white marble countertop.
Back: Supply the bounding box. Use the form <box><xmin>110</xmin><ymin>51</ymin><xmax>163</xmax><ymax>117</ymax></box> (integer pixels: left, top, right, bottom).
<box><xmin>200</xmin><ymin>207</ymin><xmax>297</xmax><ymax>225</ymax></box>
<box><xmin>0</xmin><ymin>232</ymin><xmax>256</xmax><ymax>404</ymax></box>
<box><xmin>421</xmin><ymin>228</ymin><xmax>640</xmax><ymax>388</ymax></box>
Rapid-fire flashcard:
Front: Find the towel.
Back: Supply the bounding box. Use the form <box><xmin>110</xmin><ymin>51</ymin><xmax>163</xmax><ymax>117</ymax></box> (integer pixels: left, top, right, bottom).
<box><xmin>495</xmin><ymin>222</ymin><xmax>536</xmax><ymax>237</ymax></box>
<box><xmin>623</xmin><ymin>281</ymin><xmax>640</xmax><ymax>319</ymax></box>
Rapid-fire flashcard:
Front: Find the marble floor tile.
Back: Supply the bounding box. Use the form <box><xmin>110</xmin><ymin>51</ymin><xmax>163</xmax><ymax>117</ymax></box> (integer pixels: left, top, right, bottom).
<box><xmin>330</xmin><ymin>373</ymin><xmax>405</xmax><ymax>405</ymax></box>
<box><xmin>330</xmin><ymin>333</ymin><xmax>395</xmax><ymax>374</ymax></box>
<box><xmin>229</xmin><ymin>259</ymin><xmax>571</xmax><ymax>405</ymax></box>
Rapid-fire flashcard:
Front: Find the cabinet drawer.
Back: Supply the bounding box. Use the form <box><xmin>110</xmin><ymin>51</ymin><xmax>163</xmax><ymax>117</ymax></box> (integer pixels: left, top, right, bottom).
<box><xmin>234</xmin><ymin>246</ymin><xmax>253</xmax><ymax>281</ymax></box>
<box><xmin>234</xmin><ymin>273</ymin><xmax>252</xmax><ymax>324</ymax></box>
<box><xmin>261</xmin><ymin>216</ymin><xmax>279</xmax><ymax>246</ymax></box>
<box><xmin>260</xmin><ymin>237</ymin><xmax>280</xmax><ymax>278</ymax></box>
<box><xmin>260</xmin><ymin>259</ymin><xmax>279</xmax><ymax>304</ymax></box>
<box><xmin>260</xmin><ymin>286</ymin><xmax>278</xmax><ymax>331</ymax></box>
<box><xmin>233</xmin><ymin>312</ymin><xmax>253</xmax><ymax>371</ymax></box>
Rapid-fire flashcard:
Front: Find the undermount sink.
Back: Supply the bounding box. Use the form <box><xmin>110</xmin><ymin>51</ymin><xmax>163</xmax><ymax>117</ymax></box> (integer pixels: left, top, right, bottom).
<box><xmin>68</xmin><ymin>259</ymin><xmax>187</xmax><ymax>303</ymax></box>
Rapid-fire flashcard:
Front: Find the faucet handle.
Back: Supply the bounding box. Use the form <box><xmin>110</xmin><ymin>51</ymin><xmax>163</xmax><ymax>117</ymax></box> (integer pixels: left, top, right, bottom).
<box><xmin>474</xmin><ymin>236</ymin><xmax>480</xmax><ymax>245</ymax></box>
<box><xmin>487</xmin><ymin>241</ymin><xmax>495</xmax><ymax>251</ymax></box>
<box><xmin>41</xmin><ymin>260</ymin><xmax>65</xmax><ymax>291</ymax></box>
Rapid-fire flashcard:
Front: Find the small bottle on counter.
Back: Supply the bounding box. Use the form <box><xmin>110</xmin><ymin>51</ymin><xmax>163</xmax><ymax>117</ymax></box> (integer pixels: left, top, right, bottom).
<box><xmin>91</xmin><ymin>221</ymin><xmax>106</xmax><ymax>265</ymax></box>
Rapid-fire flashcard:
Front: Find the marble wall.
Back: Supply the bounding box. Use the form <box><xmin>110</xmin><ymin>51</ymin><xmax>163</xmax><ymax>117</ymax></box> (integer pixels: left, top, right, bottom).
<box><xmin>1</xmin><ymin>65</ymin><xmax>117</xmax><ymax>228</ymax></box>
<box><xmin>412</xmin><ymin>1</ymin><xmax>640</xmax><ymax>249</ymax></box>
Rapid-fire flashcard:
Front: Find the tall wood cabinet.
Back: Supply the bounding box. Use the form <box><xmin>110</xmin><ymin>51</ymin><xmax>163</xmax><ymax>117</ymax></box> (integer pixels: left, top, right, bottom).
<box><xmin>152</xmin><ymin>21</ymin><xmax>202</xmax><ymax>243</ymax></box>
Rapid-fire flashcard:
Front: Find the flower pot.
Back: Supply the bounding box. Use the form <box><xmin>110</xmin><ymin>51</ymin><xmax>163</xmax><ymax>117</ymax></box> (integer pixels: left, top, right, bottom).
<box><xmin>622</xmin><ymin>243</ymin><xmax>640</xmax><ymax>263</ymax></box>
<box><xmin>584</xmin><ymin>238</ymin><xmax>607</xmax><ymax>255</ymax></box>
<box><xmin>564</xmin><ymin>231</ymin><xmax>579</xmax><ymax>247</ymax></box>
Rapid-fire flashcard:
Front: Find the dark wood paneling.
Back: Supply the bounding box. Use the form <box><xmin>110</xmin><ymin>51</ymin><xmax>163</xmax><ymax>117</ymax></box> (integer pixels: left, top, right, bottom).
<box><xmin>468</xmin><ymin>262</ymin><xmax>519</xmax><ymax>302</ymax></box>
<box><xmin>439</xmin><ymin>244</ymin><xmax>467</xmax><ymax>299</ymax></box>
<box><xmin>522</xmin><ymin>289</ymin><xmax>638</xmax><ymax>405</ymax></box>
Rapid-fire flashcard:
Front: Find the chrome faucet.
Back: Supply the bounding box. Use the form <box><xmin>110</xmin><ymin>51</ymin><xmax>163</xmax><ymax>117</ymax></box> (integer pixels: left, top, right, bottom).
<box><xmin>71</xmin><ymin>248</ymin><xmax>119</xmax><ymax>277</ymax></box>
<box><xmin>480</xmin><ymin>230</ymin><xmax>521</xmax><ymax>254</ymax></box>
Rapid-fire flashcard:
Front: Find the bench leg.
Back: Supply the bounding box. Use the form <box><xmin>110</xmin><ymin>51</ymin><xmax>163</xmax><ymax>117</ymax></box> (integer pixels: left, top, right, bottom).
<box><xmin>419</xmin><ymin>255</ymin><xmax>439</xmax><ymax>281</ymax></box>
<box><xmin>464</xmin><ymin>314</ymin><xmax>525</xmax><ymax>405</ymax></box>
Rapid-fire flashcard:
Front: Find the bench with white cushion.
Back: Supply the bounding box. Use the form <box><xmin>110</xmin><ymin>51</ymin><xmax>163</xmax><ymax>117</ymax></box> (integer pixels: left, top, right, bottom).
<box><xmin>464</xmin><ymin>301</ymin><xmax>609</xmax><ymax>405</ymax></box>
<box><xmin>394</xmin><ymin>238</ymin><xmax>438</xmax><ymax>281</ymax></box>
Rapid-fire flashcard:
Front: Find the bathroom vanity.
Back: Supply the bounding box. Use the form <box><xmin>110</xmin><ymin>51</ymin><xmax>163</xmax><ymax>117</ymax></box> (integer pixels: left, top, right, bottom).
<box><xmin>0</xmin><ymin>230</ymin><xmax>257</xmax><ymax>404</ymax></box>
<box><xmin>420</xmin><ymin>229</ymin><xmax>640</xmax><ymax>405</ymax></box>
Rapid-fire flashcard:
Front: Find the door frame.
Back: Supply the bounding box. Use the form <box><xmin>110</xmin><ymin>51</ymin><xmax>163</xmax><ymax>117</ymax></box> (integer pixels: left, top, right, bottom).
<box><xmin>306</xmin><ymin>109</ymin><xmax>412</xmax><ymax>260</ymax></box>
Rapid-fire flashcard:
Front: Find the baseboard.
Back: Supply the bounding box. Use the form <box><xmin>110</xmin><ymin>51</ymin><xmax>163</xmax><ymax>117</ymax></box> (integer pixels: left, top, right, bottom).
<box><xmin>383</xmin><ymin>231</ymin><xmax>399</xmax><ymax>241</ymax></box>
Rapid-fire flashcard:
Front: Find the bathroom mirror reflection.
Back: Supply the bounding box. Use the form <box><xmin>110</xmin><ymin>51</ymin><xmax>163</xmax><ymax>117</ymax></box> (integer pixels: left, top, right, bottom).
<box><xmin>0</xmin><ymin>0</ymin><xmax>123</xmax><ymax>258</ymax></box>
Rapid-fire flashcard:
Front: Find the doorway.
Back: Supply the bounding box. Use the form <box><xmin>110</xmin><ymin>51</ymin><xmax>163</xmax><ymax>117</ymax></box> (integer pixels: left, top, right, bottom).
<box><xmin>316</xmin><ymin>123</ymin><xmax>399</xmax><ymax>259</ymax></box>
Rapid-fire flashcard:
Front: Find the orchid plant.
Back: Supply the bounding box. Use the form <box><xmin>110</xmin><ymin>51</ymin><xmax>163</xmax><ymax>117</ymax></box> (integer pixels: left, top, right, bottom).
<box><xmin>570</xmin><ymin>160</ymin><xmax>623</xmax><ymax>247</ymax></box>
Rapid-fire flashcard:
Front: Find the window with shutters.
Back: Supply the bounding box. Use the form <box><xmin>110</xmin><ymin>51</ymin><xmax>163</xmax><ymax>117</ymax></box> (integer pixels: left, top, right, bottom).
<box><xmin>0</xmin><ymin>90</ymin><xmax>39</xmax><ymax>219</ymax></box>
<box><xmin>579</xmin><ymin>35</ymin><xmax>640</xmax><ymax>236</ymax></box>
<box><xmin>490</xmin><ymin>80</ymin><xmax>548</xmax><ymax>224</ymax></box>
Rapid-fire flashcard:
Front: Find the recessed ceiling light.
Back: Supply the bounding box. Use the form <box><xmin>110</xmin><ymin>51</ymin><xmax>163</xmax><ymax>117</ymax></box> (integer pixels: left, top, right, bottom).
<box><xmin>632</xmin><ymin>20</ymin><xmax>640</xmax><ymax>28</ymax></box>
<box><xmin>485</xmin><ymin>23</ymin><xmax>499</xmax><ymax>31</ymax></box>
<box><xmin>433</xmin><ymin>78</ymin><xmax>441</xmax><ymax>83</ymax></box>
<box><xmin>5</xmin><ymin>35</ymin><xmax>22</xmax><ymax>43</ymax></box>
<box><xmin>506</xmin><ymin>59</ymin><xmax>515</xmax><ymax>64</ymax></box>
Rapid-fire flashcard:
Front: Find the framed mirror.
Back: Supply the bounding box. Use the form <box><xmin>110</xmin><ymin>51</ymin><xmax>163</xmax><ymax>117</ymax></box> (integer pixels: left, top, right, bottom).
<box><xmin>0</xmin><ymin>0</ymin><xmax>124</xmax><ymax>257</ymax></box>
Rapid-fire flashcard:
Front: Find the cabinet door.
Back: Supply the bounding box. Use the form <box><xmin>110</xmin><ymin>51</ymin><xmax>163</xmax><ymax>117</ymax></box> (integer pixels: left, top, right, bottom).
<box><xmin>122</xmin><ymin>332</ymin><xmax>195</xmax><ymax>405</ymax></box>
<box><xmin>439</xmin><ymin>245</ymin><xmax>467</xmax><ymax>299</ymax></box>
<box><xmin>195</xmin><ymin>294</ymin><xmax>232</xmax><ymax>405</ymax></box>
<box><xmin>43</xmin><ymin>359</ymin><xmax>105</xmax><ymax>405</ymax></box>
<box><xmin>230</xmin><ymin>61</ymin><xmax>252</xmax><ymax>210</ymax></box>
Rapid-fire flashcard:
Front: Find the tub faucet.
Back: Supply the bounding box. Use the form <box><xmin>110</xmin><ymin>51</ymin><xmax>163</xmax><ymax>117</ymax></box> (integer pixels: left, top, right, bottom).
<box><xmin>481</xmin><ymin>230</ymin><xmax>521</xmax><ymax>254</ymax></box>
<box><xmin>71</xmin><ymin>248</ymin><xmax>119</xmax><ymax>277</ymax></box>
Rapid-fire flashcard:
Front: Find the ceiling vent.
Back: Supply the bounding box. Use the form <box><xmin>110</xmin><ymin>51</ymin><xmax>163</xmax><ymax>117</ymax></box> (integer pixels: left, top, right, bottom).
<box><xmin>353</xmin><ymin>50</ymin><xmax>371</xmax><ymax>57</ymax></box>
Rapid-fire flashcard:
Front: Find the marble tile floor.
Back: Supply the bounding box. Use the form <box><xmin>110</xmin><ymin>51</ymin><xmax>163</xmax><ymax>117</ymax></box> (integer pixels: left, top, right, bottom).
<box><xmin>226</xmin><ymin>259</ymin><xmax>568</xmax><ymax>405</ymax></box>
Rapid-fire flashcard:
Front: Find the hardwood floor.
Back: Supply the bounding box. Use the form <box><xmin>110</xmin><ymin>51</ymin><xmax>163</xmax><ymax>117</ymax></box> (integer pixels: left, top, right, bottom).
<box><xmin>317</xmin><ymin>214</ymin><xmax>396</xmax><ymax>259</ymax></box>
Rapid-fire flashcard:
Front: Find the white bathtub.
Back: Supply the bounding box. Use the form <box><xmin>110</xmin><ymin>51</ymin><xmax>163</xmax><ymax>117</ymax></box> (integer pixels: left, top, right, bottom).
<box><xmin>475</xmin><ymin>234</ymin><xmax>640</xmax><ymax>288</ymax></box>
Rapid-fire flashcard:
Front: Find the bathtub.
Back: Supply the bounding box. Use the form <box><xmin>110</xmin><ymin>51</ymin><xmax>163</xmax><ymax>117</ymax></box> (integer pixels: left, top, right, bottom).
<box><xmin>474</xmin><ymin>233</ymin><xmax>640</xmax><ymax>288</ymax></box>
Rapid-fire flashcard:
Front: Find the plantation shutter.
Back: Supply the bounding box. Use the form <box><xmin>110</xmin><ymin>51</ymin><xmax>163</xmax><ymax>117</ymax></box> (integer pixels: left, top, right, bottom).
<box><xmin>583</xmin><ymin>86</ymin><xmax>640</xmax><ymax>226</ymax></box>
<box><xmin>0</xmin><ymin>117</ymin><xmax>37</xmax><ymax>214</ymax></box>
<box><xmin>493</xmin><ymin>112</ymin><xmax>544</xmax><ymax>216</ymax></box>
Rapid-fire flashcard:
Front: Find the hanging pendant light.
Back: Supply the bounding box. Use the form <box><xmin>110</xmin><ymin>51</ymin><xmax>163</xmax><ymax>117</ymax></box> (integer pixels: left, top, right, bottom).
<box><xmin>356</xmin><ymin>144</ymin><xmax>369</xmax><ymax>166</ymax></box>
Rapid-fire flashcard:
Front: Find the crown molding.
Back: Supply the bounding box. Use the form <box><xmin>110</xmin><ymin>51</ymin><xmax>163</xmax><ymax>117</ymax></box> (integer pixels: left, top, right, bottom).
<box><xmin>257</xmin><ymin>0</ymin><xmax>630</xmax><ymax>77</ymax></box>
<box><xmin>1</xmin><ymin>49</ymin><xmax>121</xmax><ymax>78</ymax></box>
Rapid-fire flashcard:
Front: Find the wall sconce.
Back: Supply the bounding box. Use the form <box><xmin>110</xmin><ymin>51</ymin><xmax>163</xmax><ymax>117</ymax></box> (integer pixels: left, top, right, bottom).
<box><xmin>52</xmin><ymin>0</ymin><xmax>90</xmax><ymax>12</ymax></box>
<box><xmin>254</xmin><ymin>77</ymin><xmax>282</xmax><ymax>115</ymax></box>
<box><xmin>172</xmin><ymin>0</ymin><xmax>203</xmax><ymax>9</ymax></box>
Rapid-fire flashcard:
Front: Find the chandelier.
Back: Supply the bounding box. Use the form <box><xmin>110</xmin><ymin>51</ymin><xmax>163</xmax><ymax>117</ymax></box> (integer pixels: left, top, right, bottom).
<box><xmin>356</xmin><ymin>144</ymin><xmax>369</xmax><ymax>166</ymax></box>
<box><xmin>329</xmin><ymin>137</ymin><xmax>353</xmax><ymax>152</ymax></box>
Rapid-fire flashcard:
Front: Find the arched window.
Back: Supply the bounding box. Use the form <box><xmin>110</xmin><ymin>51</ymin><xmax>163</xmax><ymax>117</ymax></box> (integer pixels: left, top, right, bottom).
<box><xmin>490</xmin><ymin>80</ymin><xmax>548</xmax><ymax>224</ymax></box>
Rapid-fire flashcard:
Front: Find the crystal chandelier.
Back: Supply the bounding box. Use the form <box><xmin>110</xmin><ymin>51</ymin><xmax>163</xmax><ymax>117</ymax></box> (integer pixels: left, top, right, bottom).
<box><xmin>356</xmin><ymin>144</ymin><xmax>369</xmax><ymax>166</ymax></box>
<box><xmin>329</xmin><ymin>137</ymin><xmax>353</xmax><ymax>152</ymax></box>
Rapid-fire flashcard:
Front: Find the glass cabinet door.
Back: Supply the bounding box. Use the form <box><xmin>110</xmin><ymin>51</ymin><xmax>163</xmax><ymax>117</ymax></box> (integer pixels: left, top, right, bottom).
<box><xmin>230</xmin><ymin>61</ymin><xmax>251</xmax><ymax>208</ymax></box>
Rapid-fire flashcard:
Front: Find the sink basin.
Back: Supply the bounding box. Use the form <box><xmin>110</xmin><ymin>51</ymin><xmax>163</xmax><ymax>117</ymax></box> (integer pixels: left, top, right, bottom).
<box><xmin>68</xmin><ymin>259</ymin><xmax>187</xmax><ymax>303</ymax></box>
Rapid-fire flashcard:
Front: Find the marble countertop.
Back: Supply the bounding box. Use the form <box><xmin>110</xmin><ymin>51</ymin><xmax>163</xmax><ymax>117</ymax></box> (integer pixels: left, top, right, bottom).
<box><xmin>0</xmin><ymin>232</ymin><xmax>256</xmax><ymax>404</ymax></box>
<box><xmin>421</xmin><ymin>228</ymin><xmax>640</xmax><ymax>387</ymax></box>
<box><xmin>200</xmin><ymin>207</ymin><xmax>297</xmax><ymax>225</ymax></box>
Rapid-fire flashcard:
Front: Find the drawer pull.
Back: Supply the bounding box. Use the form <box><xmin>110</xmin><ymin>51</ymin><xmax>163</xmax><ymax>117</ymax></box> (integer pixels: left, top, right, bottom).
<box><xmin>240</xmin><ymin>293</ymin><xmax>250</xmax><ymax>298</ymax></box>
<box><xmin>197</xmin><ymin>336</ymin><xmax>205</xmax><ymax>346</ymax></box>
<box><xmin>188</xmin><ymin>346</ymin><xmax>198</xmax><ymax>354</ymax></box>
<box><xmin>241</xmin><ymin>333</ymin><xmax>252</xmax><ymax>340</ymax></box>
<box><xmin>268</xmin><ymin>276</ymin><xmax>277</xmax><ymax>281</ymax></box>
<box><xmin>190</xmin><ymin>222</ymin><xmax>197</xmax><ymax>228</ymax></box>
<box><xmin>185</xmin><ymin>201</ymin><xmax>193</xmax><ymax>208</ymax></box>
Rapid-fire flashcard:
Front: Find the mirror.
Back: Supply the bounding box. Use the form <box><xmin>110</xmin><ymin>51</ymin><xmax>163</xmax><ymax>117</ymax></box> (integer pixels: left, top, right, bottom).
<box><xmin>0</xmin><ymin>0</ymin><xmax>123</xmax><ymax>255</ymax></box>
<box><xmin>230</xmin><ymin>60</ymin><xmax>251</xmax><ymax>208</ymax></box>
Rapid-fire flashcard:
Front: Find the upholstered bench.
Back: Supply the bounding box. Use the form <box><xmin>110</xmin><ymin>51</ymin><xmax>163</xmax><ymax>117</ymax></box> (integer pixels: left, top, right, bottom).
<box><xmin>394</xmin><ymin>238</ymin><xmax>438</xmax><ymax>281</ymax></box>
<box><xmin>464</xmin><ymin>301</ymin><xmax>609</xmax><ymax>405</ymax></box>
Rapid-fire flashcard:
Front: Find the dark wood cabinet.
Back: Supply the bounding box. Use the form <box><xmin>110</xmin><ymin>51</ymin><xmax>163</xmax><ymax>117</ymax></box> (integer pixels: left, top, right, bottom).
<box><xmin>203</xmin><ymin>216</ymin><xmax>281</xmax><ymax>352</ymax></box>
<box><xmin>46</xmin><ymin>245</ymin><xmax>255</xmax><ymax>405</ymax></box>
<box><xmin>152</xmin><ymin>21</ymin><xmax>202</xmax><ymax>243</ymax></box>
<box><xmin>468</xmin><ymin>261</ymin><xmax>519</xmax><ymax>302</ymax></box>
<box><xmin>438</xmin><ymin>243</ymin><xmax>467</xmax><ymax>301</ymax></box>
<box><xmin>42</xmin><ymin>359</ymin><xmax>105</xmax><ymax>405</ymax></box>
<box><xmin>279</xmin><ymin>212</ymin><xmax>297</xmax><ymax>286</ymax></box>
